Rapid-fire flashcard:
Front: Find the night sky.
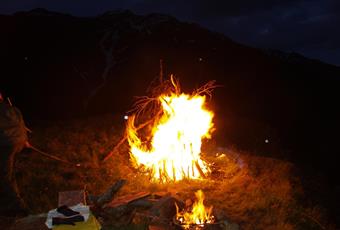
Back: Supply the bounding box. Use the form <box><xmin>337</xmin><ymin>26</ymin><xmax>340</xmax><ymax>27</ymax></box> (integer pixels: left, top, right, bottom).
<box><xmin>1</xmin><ymin>0</ymin><xmax>339</xmax><ymax>66</ymax></box>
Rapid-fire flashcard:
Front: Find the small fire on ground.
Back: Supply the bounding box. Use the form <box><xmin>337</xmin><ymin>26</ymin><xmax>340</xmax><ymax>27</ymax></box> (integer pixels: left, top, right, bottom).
<box><xmin>175</xmin><ymin>190</ymin><xmax>215</xmax><ymax>229</ymax></box>
<box><xmin>127</xmin><ymin>78</ymin><xmax>215</xmax><ymax>182</ymax></box>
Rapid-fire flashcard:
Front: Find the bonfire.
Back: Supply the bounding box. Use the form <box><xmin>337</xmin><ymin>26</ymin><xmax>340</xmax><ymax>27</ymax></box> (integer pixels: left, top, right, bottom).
<box><xmin>175</xmin><ymin>190</ymin><xmax>215</xmax><ymax>229</ymax></box>
<box><xmin>126</xmin><ymin>76</ymin><xmax>216</xmax><ymax>182</ymax></box>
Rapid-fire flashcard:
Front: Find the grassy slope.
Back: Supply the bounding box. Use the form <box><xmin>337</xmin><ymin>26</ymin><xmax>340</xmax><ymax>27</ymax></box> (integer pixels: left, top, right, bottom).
<box><xmin>12</xmin><ymin>114</ymin><xmax>334</xmax><ymax>229</ymax></box>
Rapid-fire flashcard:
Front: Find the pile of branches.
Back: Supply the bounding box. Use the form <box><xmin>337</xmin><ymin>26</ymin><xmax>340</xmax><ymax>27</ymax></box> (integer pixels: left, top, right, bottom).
<box><xmin>103</xmin><ymin>75</ymin><xmax>217</xmax><ymax>162</ymax></box>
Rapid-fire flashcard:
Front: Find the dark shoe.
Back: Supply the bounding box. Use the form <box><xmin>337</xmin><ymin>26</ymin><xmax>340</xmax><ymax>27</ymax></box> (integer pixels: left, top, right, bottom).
<box><xmin>52</xmin><ymin>217</ymin><xmax>76</xmax><ymax>226</ymax></box>
<box><xmin>56</xmin><ymin>205</ymin><xmax>80</xmax><ymax>217</ymax></box>
<box><xmin>52</xmin><ymin>215</ymin><xmax>84</xmax><ymax>226</ymax></box>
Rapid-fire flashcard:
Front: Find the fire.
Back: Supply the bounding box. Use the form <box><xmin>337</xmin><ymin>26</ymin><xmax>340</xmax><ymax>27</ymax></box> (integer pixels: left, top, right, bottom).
<box><xmin>176</xmin><ymin>190</ymin><xmax>215</xmax><ymax>228</ymax></box>
<box><xmin>127</xmin><ymin>84</ymin><xmax>214</xmax><ymax>182</ymax></box>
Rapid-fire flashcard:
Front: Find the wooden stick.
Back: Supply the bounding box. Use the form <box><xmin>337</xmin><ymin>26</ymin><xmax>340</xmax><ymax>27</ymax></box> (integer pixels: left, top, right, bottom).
<box><xmin>192</xmin><ymin>161</ymin><xmax>195</xmax><ymax>177</ymax></box>
<box><xmin>194</xmin><ymin>161</ymin><xmax>206</xmax><ymax>179</ymax></box>
<box><xmin>102</xmin><ymin>119</ymin><xmax>154</xmax><ymax>162</ymax></box>
<box><xmin>162</xmin><ymin>160</ymin><xmax>171</xmax><ymax>182</ymax></box>
<box><xmin>28</xmin><ymin>143</ymin><xmax>78</xmax><ymax>166</ymax></box>
<box><xmin>102</xmin><ymin>135</ymin><xmax>127</xmax><ymax>162</ymax></box>
<box><xmin>172</xmin><ymin>161</ymin><xmax>176</xmax><ymax>181</ymax></box>
<box><xmin>6</xmin><ymin>97</ymin><xmax>13</xmax><ymax>106</ymax></box>
<box><xmin>181</xmin><ymin>168</ymin><xmax>186</xmax><ymax>179</ymax></box>
<box><xmin>159</xmin><ymin>167</ymin><xmax>163</xmax><ymax>183</ymax></box>
<box><xmin>301</xmin><ymin>212</ymin><xmax>326</xmax><ymax>230</ymax></box>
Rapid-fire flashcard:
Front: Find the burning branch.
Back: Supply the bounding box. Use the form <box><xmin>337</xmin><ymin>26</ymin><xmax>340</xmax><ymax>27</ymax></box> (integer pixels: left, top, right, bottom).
<box><xmin>102</xmin><ymin>118</ymin><xmax>155</xmax><ymax>162</ymax></box>
<box><xmin>194</xmin><ymin>161</ymin><xmax>207</xmax><ymax>179</ymax></box>
<box><xmin>103</xmin><ymin>69</ymin><xmax>218</xmax><ymax>183</ymax></box>
<box><xmin>125</xmin><ymin>75</ymin><xmax>216</xmax><ymax>182</ymax></box>
<box><xmin>192</xmin><ymin>80</ymin><xmax>219</xmax><ymax>98</ymax></box>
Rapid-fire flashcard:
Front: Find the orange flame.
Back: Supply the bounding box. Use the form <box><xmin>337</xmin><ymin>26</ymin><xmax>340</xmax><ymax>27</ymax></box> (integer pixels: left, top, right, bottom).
<box><xmin>176</xmin><ymin>190</ymin><xmax>214</xmax><ymax>228</ymax></box>
<box><xmin>127</xmin><ymin>89</ymin><xmax>214</xmax><ymax>182</ymax></box>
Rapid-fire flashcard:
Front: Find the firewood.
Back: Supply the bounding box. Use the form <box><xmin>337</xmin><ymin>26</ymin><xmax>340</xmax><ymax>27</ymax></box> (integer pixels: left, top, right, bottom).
<box><xmin>93</xmin><ymin>179</ymin><xmax>127</xmax><ymax>207</ymax></box>
<box><xmin>194</xmin><ymin>161</ymin><xmax>207</xmax><ymax>179</ymax></box>
<box><xmin>102</xmin><ymin>119</ymin><xmax>153</xmax><ymax>162</ymax></box>
<box><xmin>104</xmin><ymin>191</ymin><xmax>151</xmax><ymax>208</ymax></box>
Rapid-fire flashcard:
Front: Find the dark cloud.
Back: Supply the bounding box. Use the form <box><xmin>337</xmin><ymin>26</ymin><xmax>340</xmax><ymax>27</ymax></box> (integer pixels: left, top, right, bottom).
<box><xmin>215</xmin><ymin>0</ymin><xmax>340</xmax><ymax>65</ymax></box>
<box><xmin>0</xmin><ymin>0</ymin><xmax>339</xmax><ymax>66</ymax></box>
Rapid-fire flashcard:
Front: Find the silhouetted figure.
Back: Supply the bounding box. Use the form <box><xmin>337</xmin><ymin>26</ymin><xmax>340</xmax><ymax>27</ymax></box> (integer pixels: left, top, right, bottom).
<box><xmin>0</xmin><ymin>93</ymin><xmax>28</xmax><ymax>216</ymax></box>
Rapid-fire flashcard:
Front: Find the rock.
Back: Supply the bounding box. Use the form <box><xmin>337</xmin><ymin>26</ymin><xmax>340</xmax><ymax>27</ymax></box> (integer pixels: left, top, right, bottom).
<box><xmin>149</xmin><ymin>195</ymin><xmax>184</xmax><ymax>220</ymax></box>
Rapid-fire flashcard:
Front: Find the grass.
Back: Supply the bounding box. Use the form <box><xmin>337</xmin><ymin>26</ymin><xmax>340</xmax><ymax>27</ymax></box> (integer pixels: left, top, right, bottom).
<box><xmin>13</xmin><ymin>114</ymin><xmax>335</xmax><ymax>229</ymax></box>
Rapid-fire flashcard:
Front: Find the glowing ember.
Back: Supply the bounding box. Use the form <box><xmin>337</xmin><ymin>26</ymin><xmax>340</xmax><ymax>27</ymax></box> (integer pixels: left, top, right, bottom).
<box><xmin>127</xmin><ymin>82</ymin><xmax>214</xmax><ymax>182</ymax></box>
<box><xmin>176</xmin><ymin>190</ymin><xmax>215</xmax><ymax>228</ymax></box>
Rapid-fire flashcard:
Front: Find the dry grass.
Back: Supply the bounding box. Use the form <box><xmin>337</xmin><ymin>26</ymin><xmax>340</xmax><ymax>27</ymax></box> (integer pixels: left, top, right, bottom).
<box><xmin>14</xmin><ymin>114</ymin><xmax>334</xmax><ymax>229</ymax></box>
